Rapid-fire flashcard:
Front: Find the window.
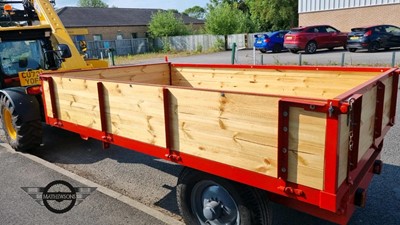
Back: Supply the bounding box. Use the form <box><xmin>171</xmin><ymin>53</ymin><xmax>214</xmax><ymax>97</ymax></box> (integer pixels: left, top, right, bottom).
<box><xmin>326</xmin><ymin>26</ymin><xmax>338</xmax><ymax>33</ymax></box>
<box><xmin>93</xmin><ymin>34</ymin><xmax>102</xmax><ymax>41</ymax></box>
<box><xmin>131</xmin><ymin>33</ymin><xmax>138</xmax><ymax>39</ymax></box>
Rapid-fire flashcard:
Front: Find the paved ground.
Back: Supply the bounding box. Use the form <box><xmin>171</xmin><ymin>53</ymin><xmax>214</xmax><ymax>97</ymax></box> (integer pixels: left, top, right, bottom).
<box><xmin>1</xmin><ymin>50</ymin><xmax>400</xmax><ymax>224</ymax></box>
<box><xmin>128</xmin><ymin>47</ymin><xmax>400</xmax><ymax>66</ymax></box>
<box><xmin>0</xmin><ymin>146</ymin><xmax>176</xmax><ymax>225</ymax></box>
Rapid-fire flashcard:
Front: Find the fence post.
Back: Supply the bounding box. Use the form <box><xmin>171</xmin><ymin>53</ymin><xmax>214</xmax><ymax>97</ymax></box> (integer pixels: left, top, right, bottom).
<box><xmin>299</xmin><ymin>53</ymin><xmax>302</xmax><ymax>66</ymax></box>
<box><xmin>231</xmin><ymin>42</ymin><xmax>237</xmax><ymax>65</ymax></box>
<box><xmin>392</xmin><ymin>52</ymin><xmax>396</xmax><ymax>67</ymax></box>
<box><xmin>253</xmin><ymin>46</ymin><xmax>256</xmax><ymax>65</ymax></box>
<box><xmin>341</xmin><ymin>53</ymin><xmax>345</xmax><ymax>67</ymax></box>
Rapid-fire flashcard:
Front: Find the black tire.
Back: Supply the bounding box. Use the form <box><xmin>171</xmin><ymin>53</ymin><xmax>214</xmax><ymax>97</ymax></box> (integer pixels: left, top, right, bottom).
<box><xmin>305</xmin><ymin>41</ymin><xmax>317</xmax><ymax>54</ymax></box>
<box><xmin>368</xmin><ymin>41</ymin><xmax>380</xmax><ymax>52</ymax></box>
<box><xmin>289</xmin><ymin>49</ymin><xmax>298</xmax><ymax>54</ymax></box>
<box><xmin>348</xmin><ymin>48</ymin><xmax>357</xmax><ymax>52</ymax></box>
<box><xmin>0</xmin><ymin>95</ymin><xmax>42</xmax><ymax>151</ymax></box>
<box><xmin>177</xmin><ymin>167</ymin><xmax>272</xmax><ymax>225</ymax></box>
<box><xmin>272</xmin><ymin>44</ymin><xmax>282</xmax><ymax>53</ymax></box>
<box><xmin>259</xmin><ymin>49</ymin><xmax>267</xmax><ymax>53</ymax></box>
<box><xmin>328</xmin><ymin>47</ymin><xmax>334</xmax><ymax>51</ymax></box>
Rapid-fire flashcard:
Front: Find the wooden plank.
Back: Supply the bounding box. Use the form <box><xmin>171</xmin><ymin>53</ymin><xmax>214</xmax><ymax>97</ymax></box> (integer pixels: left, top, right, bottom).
<box><xmin>169</xmin><ymin>88</ymin><xmax>279</xmax><ymax>178</ymax></box>
<box><xmin>382</xmin><ymin>77</ymin><xmax>393</xmax><ymax>128</ymax></box>
<box><xmin>49</xmin><ymin>76</ymin><xmax>167</xmax><ymax>147</ymax></box>
<box><xmin>337</xmin><ymin>115</ymin><xmax>350</xmax><ymax>188</ymax></box>
<box><xmin>358</xmin><ymin>87</ymin><xmax>377</xmax><ymax>161</ymax></box>
<box><xmin>102</xmin><ymin>82</ymin><xmax>166</xmax><ymax>147</ymax></box>
<box><xmin>49</xmin><ymin>64</ymin><xmax>170</xmax><ymax>85</ymax></box>
<box><xmin>171</xmin><ymin>67</ymin><xmax>375</xmax><ymax>99</ymax></box>
<box><xmin>287</xmin><ymin>107</ymin><xmax>326</xmax><ymax>190</ymax></box>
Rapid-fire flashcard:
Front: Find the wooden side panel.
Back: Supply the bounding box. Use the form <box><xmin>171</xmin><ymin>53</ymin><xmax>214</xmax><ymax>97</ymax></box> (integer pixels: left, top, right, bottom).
<box><xmin>337</xmin><ymin>115</ymin><xmax>350</xmax><ymax>188</ymax></box>
<box><xmin>171</xmin><ymin>67</ymin><xmax>376</xmax><ymax>99</ymax></box>
<box><xmin>382</xmin><ymin>76</ymin><xmax>393</xmax><ymax>128</ymax></box>
<box><xmin>169</xmin><ymin>88</ymin><xmax>279</xmax><ymax>178</ymax></box>
<box><xmin>358</xmin><ymin>87</ymin><xmax>377</xmax><ymax>161</ymax></box>
<box><xmin>53</xmin><ymin>64</ymin><xmax>170</xmax><ymax>85</ymax></box>
<box><xmin>287</xmin><ymin>108</ymin><xmax>327</xmax><ymax>190</ymax></box>
<box><xmin>49</xmin><ymin>76</ymin><xmax>102</xmax><ymax>130</ymax></box>
<box><xmin>45</xmin><ymin>76</ymin><xmax>167</xmax><ymax>147</ymax></box>
<box><xmin>102</xmin><ymin>82</ymin><xmax>166</xmax><ymax>147</ymax></box>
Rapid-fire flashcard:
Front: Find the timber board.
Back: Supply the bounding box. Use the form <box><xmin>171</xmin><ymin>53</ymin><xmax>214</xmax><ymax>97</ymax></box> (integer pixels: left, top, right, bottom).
<box><xmin>287</xmin><ymin>107</ymin><xmax>326</xmax><ymax>189</ymax></box>
<box><xmin>358</xmin><ymin>87</ymin><xmax>377</xmax><ymax>161</ymax></box>
<box><xmin>171</xmin><ymin>67</ymin><xmax>375</xmax><ymax>99</ymax></box>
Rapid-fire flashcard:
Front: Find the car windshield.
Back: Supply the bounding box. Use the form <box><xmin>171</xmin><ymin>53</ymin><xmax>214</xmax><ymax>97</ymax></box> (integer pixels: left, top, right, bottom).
<box><xmin>351</xmin><ymin>28</ymin><xmax>368</xmax><ymax>32</ymax></box>
<box><xmin>288</xmin><ymin>28</ymin><xmax>303</xmax><ymax>34</ymax></box>
<box><xmin>0</xmin><ymin>40</ymin><xmax>45</xmax><ymax>77</ymax></box>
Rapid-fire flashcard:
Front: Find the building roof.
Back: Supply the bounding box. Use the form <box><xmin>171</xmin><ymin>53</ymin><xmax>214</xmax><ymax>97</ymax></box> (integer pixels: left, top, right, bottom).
<box><xmin>57</xmin><ymin>7</ymin><xmax>204</xmax><ymax>28</ymax></box>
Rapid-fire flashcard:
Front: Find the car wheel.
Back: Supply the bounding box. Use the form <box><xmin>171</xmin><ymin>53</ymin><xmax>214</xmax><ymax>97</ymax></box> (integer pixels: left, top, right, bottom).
<box><xmin>272</xmin><ymin>44</ymin><xmax>282</xmax><ymax>53</ymax></box>
<box><xmin>384</xmin><ymin>47</ymin><xmax>390</xmax><ymax>51</ymax></box>
<box><xmin>305</xmin><ymin>41</ymin><xmax>317</xmax><ymax>54</ymax></box>
<box><xmin>259</xmin><ymin>49</ymin><xmax>267</xmax><ymax>53</ymax></box>
<box><xmin>348</xmin><ymin>48</ymin><xmax>357</xmax><ymax>52</ymax></box>
<box><xmin>368</xmin><ymin>41</ymin><xmax>380</xmax><ymax>52</ymax></box>
<box><xmin>328</xmin><ymin>47</ymin><xmax>334</xmax><ymax>51</ymax></box>
<box><xmin>289</xmin><ymin>49</ymin><xmax>298</xmax><ymax>54</ymax></box>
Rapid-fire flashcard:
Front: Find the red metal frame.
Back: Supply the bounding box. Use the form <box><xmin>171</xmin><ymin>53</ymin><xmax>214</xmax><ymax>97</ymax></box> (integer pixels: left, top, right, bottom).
<box><xmin>40</xmin><ymin>64</ymin><xmax>399</xmax><ymax>225</ymax></box>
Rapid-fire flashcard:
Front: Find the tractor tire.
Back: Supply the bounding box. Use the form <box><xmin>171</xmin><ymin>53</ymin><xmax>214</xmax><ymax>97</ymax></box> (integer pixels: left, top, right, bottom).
<box><xmin>0</xmin><ymin>95</ymin><xmax>42</xmax><ymax>152</ymax></box>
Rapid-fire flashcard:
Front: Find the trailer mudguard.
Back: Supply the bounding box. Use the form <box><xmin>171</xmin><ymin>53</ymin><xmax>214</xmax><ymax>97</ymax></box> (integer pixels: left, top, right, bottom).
<box><xmin>0</xmin><ymin>87</ymin><xmax>41</xmax><ymax>122</ymax></box>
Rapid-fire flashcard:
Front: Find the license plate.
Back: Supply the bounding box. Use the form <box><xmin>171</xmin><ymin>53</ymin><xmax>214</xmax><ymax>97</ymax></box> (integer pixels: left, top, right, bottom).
<box><xmin>350</xmin><ymin>36</ymin><xmax>359</xmax><ymax>40</ymax></box>
<box><xmin>257</xmin><ymin>41</ymin><xmax>262</xmax><ymax>43</ymax></box>
<box><xmin>18</xmin><ymin>70</ymin><xmax>42</xmax><ymax>86</ymax></box>
<box><xmin>286</xmin><ymin>36</ymin><xmax>293</xmax><ymax>40</ymax></box>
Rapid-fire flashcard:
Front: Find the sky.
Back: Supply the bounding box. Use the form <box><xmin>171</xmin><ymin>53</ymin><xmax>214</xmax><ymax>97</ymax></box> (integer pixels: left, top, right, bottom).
<box><xmin>55</xmin><ymin>0</ymin><xmax>210</xmax><ymax>12</ymax></box>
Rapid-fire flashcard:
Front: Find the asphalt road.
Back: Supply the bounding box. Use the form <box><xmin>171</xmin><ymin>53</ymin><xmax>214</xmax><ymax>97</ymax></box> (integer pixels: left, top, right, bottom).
<box><xmin>0</xmin><ymin>146</ymin><xmax>169</xmax><ymax>225</ymax></box>
<box><xmin>3</xmin><ymin>50</ymin><xmax>400</xmax><ymax>224</ymax></box>
<box><xmin>130</xmin><ymin>47</ymin><xmax>400</xmax><ymax>66</ymax></box>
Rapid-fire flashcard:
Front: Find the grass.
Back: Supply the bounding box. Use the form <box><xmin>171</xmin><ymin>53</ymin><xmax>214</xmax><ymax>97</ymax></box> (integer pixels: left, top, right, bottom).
<box><xmin>114</xmin><ymin>50</ymin><xmax>219</xmax><ymax>65</ymax></box>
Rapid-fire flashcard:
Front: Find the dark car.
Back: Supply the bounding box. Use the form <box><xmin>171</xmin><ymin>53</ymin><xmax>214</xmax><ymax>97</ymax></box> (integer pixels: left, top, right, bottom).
<box><xmin>284</xmin><ymin>25</ymin><xmax>348</xmax><ymax>54</ymax></box>
<box><xmin>254</xmin><ymin>30</ymin><xmax>288</xmax><ymax>53</ymax></box>
<box><xmin>347</xmin><ymin>25</ymin><xmax>400</xmax><ymax>52</ymax></box>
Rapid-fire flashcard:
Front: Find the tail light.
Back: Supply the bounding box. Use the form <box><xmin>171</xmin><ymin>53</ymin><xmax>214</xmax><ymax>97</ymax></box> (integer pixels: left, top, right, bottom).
<box><xmin>364</xmin><ymin>30</ymin><xmax>372</xmax><ymax>37</ymax></box>
<box><xmin>26</xmin><ymin>85</ymin><xmax>42</xmax><ymax>95</ymax></box>
<box><xmin>264</xmin><ymin>38</ymin><xmax>270</xmax><ymax>43</ymax></box>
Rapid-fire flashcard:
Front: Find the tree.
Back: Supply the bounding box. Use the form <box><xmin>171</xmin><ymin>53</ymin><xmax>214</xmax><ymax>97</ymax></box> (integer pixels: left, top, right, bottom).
<box><xmin>205</xmin><ymin>2</ymin><xmax>252</xmax><ymax>35</ymax></box>
<box><xmin>207</xmin><ymin>0</ymin><xmax>248</xmax><ymax>12</ymax></box>
<box><xmin>247</xmin><ymin>0</ymin><xmax>298</xmax><ymax>31</ymax></box>
<box><xmin>78</xmin><ymin>0</ymin><xmax>108</xmax><ymax>8</ymax></box>
<box><xmin>148</xmin><ymin>11</ymin><xmax>189</xmax><ymax>38</ymax></box>
<box><xmin>183</xmin><ymin>6</ymin><xmax>206</xmax><ymax>20</ymax></box>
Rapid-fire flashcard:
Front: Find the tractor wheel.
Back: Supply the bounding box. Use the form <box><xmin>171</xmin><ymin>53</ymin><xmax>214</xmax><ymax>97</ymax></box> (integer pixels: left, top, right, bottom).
<box><xmin>177</xmin><ymin>167</ymin><xmax>272</xmax><ymax>225</ymax></box>
<box><xmin>0</xmin><ymin>95</ymin><xmax>42</xmax><ymax>152</ymax></box>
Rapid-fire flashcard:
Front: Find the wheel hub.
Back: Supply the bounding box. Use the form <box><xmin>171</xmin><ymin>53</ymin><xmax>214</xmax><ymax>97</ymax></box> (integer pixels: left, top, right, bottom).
<box><xmin>191</xmin><ymin>181</ymin><xmax>239</xmax><ymax>225</ymax></box>
<box><xmin>203</xmin><ymin>200</ymin><xmax>222</xmax><ymax>220</ymax></box>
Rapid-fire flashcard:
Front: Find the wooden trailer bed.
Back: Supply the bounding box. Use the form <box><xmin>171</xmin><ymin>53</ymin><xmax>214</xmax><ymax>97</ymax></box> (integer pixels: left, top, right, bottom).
<box><xmin>40</xmin><ymin>63</ymin><xmax>399</xmax><ymax>224</ymax></box>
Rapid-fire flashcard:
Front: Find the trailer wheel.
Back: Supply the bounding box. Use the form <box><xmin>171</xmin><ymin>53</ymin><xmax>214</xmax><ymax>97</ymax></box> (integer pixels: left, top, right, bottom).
<box><xmin>177</xmin><ymin>167</ymin><xmax>271</xmax><ymax>225</ymax></box>
<box><xmin>0</xmin><ymin>95</ymin><xmax>42</xmax><ymax>151</ymax></box>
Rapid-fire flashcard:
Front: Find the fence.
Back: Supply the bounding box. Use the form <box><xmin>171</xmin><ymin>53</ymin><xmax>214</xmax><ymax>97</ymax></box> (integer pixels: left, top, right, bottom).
<box><xmin>78</xmin><ymin>33</ymin><xmax>263</xmax><ymax>57</ymax></box>
<box><xmin>80</xmin><ymin>38</ymin><xmax>149</xmax><ymax>58</ymax></box>
<box><xmin>153</xmin><ymin>34</ymin><xmax>225</xmax><ymax>52</ymax></box>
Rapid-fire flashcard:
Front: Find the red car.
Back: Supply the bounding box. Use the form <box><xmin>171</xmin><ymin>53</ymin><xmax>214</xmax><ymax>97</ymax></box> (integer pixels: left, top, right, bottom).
<box><xmin>284</xmin><ymin>25</ymin><xmax>348</xmax><ymax>54</ymax></box>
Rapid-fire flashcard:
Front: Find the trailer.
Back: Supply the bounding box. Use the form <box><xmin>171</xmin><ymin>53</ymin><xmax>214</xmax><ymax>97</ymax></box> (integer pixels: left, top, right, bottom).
<box><xmin>39</xmin><ymin>63</ymin><xmax>399</xmax><ymax>225</ymax></box>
